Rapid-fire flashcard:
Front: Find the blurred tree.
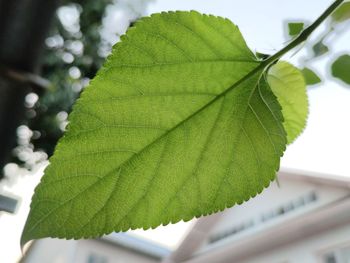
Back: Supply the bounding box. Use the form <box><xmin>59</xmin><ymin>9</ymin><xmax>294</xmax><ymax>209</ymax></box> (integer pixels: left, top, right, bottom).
<box><xmin>2</xmin><ymin>0</ymin><xmax>152</xmax><ymax>179</ymax></box>
<box><xmin>0</xmin><ymin>0</ymin><xmax>59</xmax><ymax>180</ymax></box>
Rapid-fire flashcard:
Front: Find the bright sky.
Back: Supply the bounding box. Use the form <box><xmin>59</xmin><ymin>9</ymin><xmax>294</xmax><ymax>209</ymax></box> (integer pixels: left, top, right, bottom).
<box><xmin>1</xmin><ymin>1</ymin><xmax>350</xmax><ymax>262</ymax></box>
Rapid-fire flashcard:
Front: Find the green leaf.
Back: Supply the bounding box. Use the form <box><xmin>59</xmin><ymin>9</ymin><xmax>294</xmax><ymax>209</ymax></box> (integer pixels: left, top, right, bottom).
<box><xmin>21</xmin><ymin>11</ymin><xmax>286</xmax><ymax>245</ymax></box>
<box><xmin>288</xmin><ymin>22</ymin><xmax>304</xmax><ymax>37</ymax></box>
<box><xmin>331</xmin><ymin>54</ymin><xmax>350</xmax><ymax>85</ymax></box>
<box><xmin>301</xmin><ymin>67</ymin><xmax>322</xmax><ymax>85</ymax></box>
<box><xmin>331</xmin><ymin>2</ymin><xmax>350</xmax><ymax>24</ymax></box>
<box><xmin>312</xmin><ymin>40</ymin><xmax>329</xmax><ymax>57</ymax></box>
<box><xmin>267</xmin><ymin>61</ymin><xmax>308</xmax><ymax>144</ymax></box>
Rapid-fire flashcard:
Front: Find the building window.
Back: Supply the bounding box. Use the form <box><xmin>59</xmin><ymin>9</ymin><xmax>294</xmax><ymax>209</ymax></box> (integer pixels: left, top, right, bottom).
<box><xmin>323</xmin><ymin>252</ymin><xmax>337</xmax><ymax>263</ymax></box>
<box><xmin>87</xmin><ymin>253</ymin><xmax>108</xmax><ymax>263</ymax></box>
<box><xmin>321</xmin><ymin>246</ymin><xmax>350</xmax><ymax>263</ymax></box>
<box><xmin>208</xmin><ymin>191</ymin><xmax>318</xmax><ymax>244</ymax></box>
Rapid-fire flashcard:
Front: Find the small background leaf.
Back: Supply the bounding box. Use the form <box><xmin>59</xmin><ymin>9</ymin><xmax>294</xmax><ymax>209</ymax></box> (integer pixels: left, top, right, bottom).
<box><xmin>331</xmin><ymin>54</ymin><xmax>350</xmax><ymax>85</ymax></box>
<box><xmin>288</xmin><ymin>22</ymin><xmax>304</xmax><ymax>37</ymax></box>
<box><xmin>301</xmin><ymin>67</ymin><xmax>322</xmax><ymax>85</ymax></box>
<box><xmin>312</xmin><ymin>40</ymin><xmax>329</xmax><ymax>57</ymax></box>
<box><xmin>268</xmin><ymin>61</ymin><xmax>309</xmax><ymax>144</ymax></box>
<box><xmin>331</xmin><ymin>2</ymin><xmax>350</xmax><ymax>24</ymax></box>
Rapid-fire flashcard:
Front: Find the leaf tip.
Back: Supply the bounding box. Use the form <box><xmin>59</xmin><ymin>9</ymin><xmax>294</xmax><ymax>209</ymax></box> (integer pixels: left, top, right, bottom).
<box><xmin>20</xmin><ymin>229</ymin><xmax>30</xmax><ymax>252</ymax></box>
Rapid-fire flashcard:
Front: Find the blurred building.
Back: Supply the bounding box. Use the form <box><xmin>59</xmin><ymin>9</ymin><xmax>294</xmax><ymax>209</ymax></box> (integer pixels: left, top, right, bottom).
<box><xmin>21</xmin><ymin>169</ymin><xmax>350</xmax><ymax>263</ymax></box>
<box><xmin>21</xmin><ymin>233</ymin><xmax>170</xmax><ymax>263</ymax></box>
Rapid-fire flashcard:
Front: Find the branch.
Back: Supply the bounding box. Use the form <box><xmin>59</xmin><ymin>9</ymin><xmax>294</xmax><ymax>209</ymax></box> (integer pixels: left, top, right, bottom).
<box><xmin>263</xmin><ymin>0</ymin><xmax>344</xmax><ymax>66</ymax></box>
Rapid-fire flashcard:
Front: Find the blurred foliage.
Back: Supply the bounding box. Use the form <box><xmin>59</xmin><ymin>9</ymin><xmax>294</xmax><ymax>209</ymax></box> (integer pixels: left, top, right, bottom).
<box><xmin>312</xmin><ymin>40</ymin><xmax>329</xmax><ymax>57</ymax></box>
<box><xmin>284</xmin><ymin>2</ymin><xmax>350</xmax><ymax>88</ymax></box>
<box><xmin>5</xmin><ymin>0</ymin><xmax>150</xmax><ymax>174</ymax></box>
<box><xmin>288</xmin><ymin>22</ymin><xmax>304</xmax><ymax>37</ymax></box>
<box><xmin>301</xmin><ymin>67</ymin><xmax>322</xmax><ymax>86</ymax></box>
<box><xmin>331</xmin><ymin>1</ymin><xmax>350</xmax><ymax>23</ymax></box>
<box><xmin>332</xmin><ymin>54</ymin><xmax>350</xmax><ymax>84</ymax></box>
<box><xmin>29</xmin><ymin>0</ymin><xmax>110</xmax><ymax>158</ymax></box>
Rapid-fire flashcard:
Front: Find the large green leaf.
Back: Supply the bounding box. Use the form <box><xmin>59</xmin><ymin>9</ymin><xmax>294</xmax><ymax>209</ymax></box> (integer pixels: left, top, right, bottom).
<box><xmin>267</xmin><ymin>61</ymin><xmax>308</xmax><ymax>144</ymax></box>
<box><xmin>21</xmin><ymin>11</ymin><xmax>286</xmax><ymax>245</ymax></box>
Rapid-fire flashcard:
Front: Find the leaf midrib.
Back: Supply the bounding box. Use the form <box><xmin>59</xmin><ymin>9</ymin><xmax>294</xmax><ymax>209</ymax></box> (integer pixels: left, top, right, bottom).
<box><xmin>107</xmin><ymin>60</ymin><xmax>258</xmax><ymax>69</ymax></box>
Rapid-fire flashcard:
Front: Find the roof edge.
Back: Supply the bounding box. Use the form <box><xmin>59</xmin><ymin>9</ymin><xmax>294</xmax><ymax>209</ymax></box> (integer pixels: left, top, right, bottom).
<box><xmin>101</xmin><ymin>233</ymin><xmax>171</xmax><ymax>259</ymax></box>
<box><xmin>278</xmin><ymin>167</ymin><xmax>350</xmax><ymax>189</ymax></box>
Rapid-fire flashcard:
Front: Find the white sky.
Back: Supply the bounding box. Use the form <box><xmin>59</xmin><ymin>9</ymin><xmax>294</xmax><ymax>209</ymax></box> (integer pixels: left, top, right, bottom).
<box><xmin>1</xmin><ymin>0</ymin><xmax>350</xmax><ymax>262</ymax></box>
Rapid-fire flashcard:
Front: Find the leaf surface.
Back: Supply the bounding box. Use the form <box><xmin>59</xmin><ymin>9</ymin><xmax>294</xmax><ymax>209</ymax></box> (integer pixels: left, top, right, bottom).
<box><xmin>268</xmin><ymin>61</ymin><xmax>308</xmax><ymax>144</ymax></box>
<box><xmin>22</xmin><ymin>11</ymin><xmax>286</xmax><ymax>245</ymax></box>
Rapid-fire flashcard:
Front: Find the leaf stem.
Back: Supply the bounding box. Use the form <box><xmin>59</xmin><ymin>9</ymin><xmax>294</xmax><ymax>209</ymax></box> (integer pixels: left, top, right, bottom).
<box><xmin>262</xmin><ymin>0</ymin><xmax>344</xmax><ymax>67</ymax></box>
